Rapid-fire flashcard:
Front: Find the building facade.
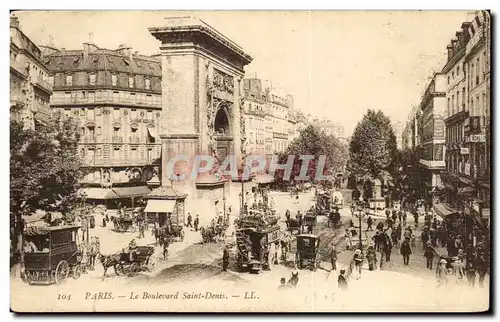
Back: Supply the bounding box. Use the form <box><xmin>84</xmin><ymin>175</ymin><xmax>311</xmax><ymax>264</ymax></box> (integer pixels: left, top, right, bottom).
<box><xmin>41</xmin><ymin>41</ymin><xmax>163</xmax><ymax>207</ymax></box>
<box><xmin>10</xmin><ymin>15</ymin><xmax>52</xmax><ymax>129</ymax></box>
<box><xmin>416</xmin><ymin>73</ymin><xmax>447</xmax><ymax>203</ymax></box>
<box><xmin>267</xmin><ymin>88</ymin><xmax>292</xmax><ymax>153</ymax></box>
<box><xmin>462</xmin><ymin>11</ymin><xmax>490</xmax><ymax>228</ymax></box>
<box><xmin>242</xmin><ymin>78</ymin><xmax>268</xmax><ymax>156</ymax></box>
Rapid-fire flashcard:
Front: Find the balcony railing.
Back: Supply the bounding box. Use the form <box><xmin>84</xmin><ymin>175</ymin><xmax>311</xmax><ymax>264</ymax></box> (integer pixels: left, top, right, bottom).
<box><xmin>82</xmin><ymin>158</ymin><xmax>156</xmax><ymax>167</ymax></box>
<box><xmin>50</xmin><ymin>95</ymin><xmax>161</xmax><ymax>108</ymax></box>
<box><xmin>129</xmin><ymin>136</ymin><xmax>140</xmax><ymax>144</ymax></box>
<box><xmin>81</xmin><ymin>136</ymin><xmax>97</xmax><ymax>143</ymax></box>
<box><xmin>112</xmin><ymin>136</ymin><xmax>123</xmax><ymax>143</ymax></box>
<box><xmin>33</xmin><ymin>78</ymin><xmax>53</xmax><ymax>94</ymax></box>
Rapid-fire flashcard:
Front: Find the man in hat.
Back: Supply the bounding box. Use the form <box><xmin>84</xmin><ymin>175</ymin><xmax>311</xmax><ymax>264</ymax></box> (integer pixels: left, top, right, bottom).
<box><xmin>366</xmin><ymin>215</ymin><xmax>373</xmax><ymax>231</ymax></box>
<box><xmin>329</xmin><ymin>243</ymin><xmax>337</xmax><ymax>271</ymax></box>
<box><xmin>162</xmin><ymin>236</ymin><xmax>170</xmax><ymax>260</ymax></box>
<box><xmin>194</xmin><ymin>214</ymin><xmax>200</xmax><ymax>232</ymax></box>
<box><xmin>186</xmin><ymin>213</ymin><xmax>193</xmax><ymax>228</ymax></box>
<box><xmin>424</xmin><ymin>241</ymin><xmax>437</xmax><ymax>270</ymax></box>
<box><xmin>89</xmin><ymin>237</ymin><xmax>98</xmax><ymax>271</ymax></box>
<box><xmin>400</xmin><ymin>238</ymin><xmax>412</xmax><ymax>266</ymax></box>
<box><xmin>222</xmin><ymin>244</ymin><xmax>230</xmax><ymax>271</ymax></box>
<box><xmin>353</xmin><ymin>249</ymin><xmax>364</xmax><ymax>279</ymax></box>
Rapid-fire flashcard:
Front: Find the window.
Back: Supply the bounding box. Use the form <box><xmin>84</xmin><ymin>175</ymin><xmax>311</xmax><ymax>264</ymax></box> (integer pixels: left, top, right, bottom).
<box><xmin>147</xmin><ymin>110</ymin><xmax>153</xmax><ymax>120</ymax></box>
<box><xmin>145</xmin><ymin>78</ymin><xmax>151</xmax><ymax>90</ymax></box>
<box><xmin>457</xmin><ymin>65</ymin><xmax>460</xmax><ymax>76</ymax></box>
<box><xmin>452</xmin><ymin>71</ymin><xmax>454</xmax><ymax>79</ymax></box>
<box><xmin>476</xmin><ymin>57</ymin><xmax>480</xmax><ymax>85</ymax></box>
<box><xmin>113</xmin><ymin>147</ymin><xmax>121</xmax><ymax>160</ymax></box>
<box><xmin>128</xmin><ymin>76</ymin><xmax>135</xmax><ymax>88</ymax></box>
<box><xmin>470</xmin><ymin>98</ymin><xmax>474</xmax><ymax>114</ymax></box>
<box><xmin>130</xmin><ymin>93</ymin><xmax>136</xmax><ymax>103</ymax></box>
<box><xmin>88</xmin><ymin>108</ymin><xmax>95</xmax><ymax>119</ymax></box>
<box><xmin>64</xmin><ymin>92</ymin><xmax>71</xmax><ymax>103</ymax></box>
<box><xmin>64</xmin><ymin>108</ymin><xmax>70</xmax><ymax>117</ymax></box>
<box><xmin>462</xmin><ymin>88</ymin><xmax>466</xmax><ymax>111</ymax></box>
<box><xmin>456</xmin><ymin>91</ymin><xmax>460</xmax><ymax>111</ymax></box>
<box><xmin>131</xmin><ymin>109</ymin><xmax>137</xmax><ymax>120</ymax></box>
<box><xmin>471</xmin><ymin>63</ymin><xmax>474</xmax><ymax>87</ymax></box>
<box><xmin>113</xmin><ymin>108</ymin><xmax>120</xmax><ymax>119</ymax></box>
<box><xmin>88</xmin><ymin>91</ymin><xmax>95</xmax><ymax>102</ymax></box>
<box><xmin>65</xmin><ymin>75</ymin><xmax>73</xmax><ymax>86</ymax></box>
<box><xmin>89</xmin><ymin>73</ymin><xmax>96</xmax><ymax>86</ymax></box>
<box><xmin>48</xmin><ymin>76</ymin><xmax>54</xmax><ymax>86</ymax></box>
<box><xmin>113</xmin><ymin>91</ymin><xmax>119</xmax><ymax>102</ymax></box>
<box><xmin>80</xmin><ymin>108</ymin><xmax>85</xmax><ymax>116</ymax></box>
<box><xmin>97</xmin><ymin>126</ymin><xmax>102</xmax><ymax>135</ymax></box>
<box><xmin>96</xmin><ymin>107</ymin><xmax>101</xmax><ymax>116</ymax></box>
<box><xmin>146</xmin><ymin>95</ymin><xmax>152</xmax><ymax>105</ymax></box>
<box><xmin>111</xmin><ymin>74</ymin><xmax>117</xmax><ymax>86</ymax></box>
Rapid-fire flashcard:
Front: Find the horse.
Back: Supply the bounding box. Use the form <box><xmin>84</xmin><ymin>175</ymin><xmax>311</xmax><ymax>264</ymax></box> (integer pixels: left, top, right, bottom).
<box><xmin>98</xmin><ymin>253</ymin><xmax>123</xmax><ymax>278</ymax></box>
<box><xmin>287</xmin><ymin>271</ymin><xmax>299</xmax><ymax>288</ymax></box>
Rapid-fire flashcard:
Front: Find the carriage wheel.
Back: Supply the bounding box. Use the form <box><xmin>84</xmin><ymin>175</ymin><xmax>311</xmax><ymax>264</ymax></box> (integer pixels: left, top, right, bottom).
<box><xmin>55</xmin><ymin>260</ymin><xmax>70</xmax><ymax>284</ymax></box>
<box><xmin>180</xmin><ymin>230</ymin><xmax>185</xmax><ymax>242</ymax></box>
<box><xmin>72</xmin><ymin>265</ymin><xmax>82</xmax><ymax>279</ymax></box>
<box><xmin>115</xmin><ymin>264</ymin><xmax>124</xmax><ymax>276</ymax></box>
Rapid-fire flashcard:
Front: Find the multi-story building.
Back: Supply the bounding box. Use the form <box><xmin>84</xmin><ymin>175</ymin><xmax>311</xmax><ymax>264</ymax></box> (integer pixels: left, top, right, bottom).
<box><xmin>402</xmin><ymin>105</ymin><xmax>418</xmax><ymax>151</ymax></box>
<box><xmin>242</xmin><ymin>78</ymin><xmax>267</xmax><ymax>156</ymax></box>
<box><xmin>41</xmin><ymin>41</ymin><xmax>162</xmax><ymax>208</ymax></box>
<box><xmin>462</xmin><ymin>11</ymin><xmax>490</xmax><ymax>225</ymax></box>
<box><xmin>266</xmin><ymin>86</ymin><xmax>292</xmax><ymax>153</ymax></box>
<box><xmin>416</xmin><ymin>73</ymin><xmax>447</xmax><ymax>203</ymax></box>
<box><xmin>392</xmin><ymin>121</ymin><xmax>404</xmax><ymax>150</ymax></box>
<box><xmin>10</xmin><ymin>15</ymin><xmax>52</xmax><ymax>129</ymax></box>
<box><xmin>315</xmin><ymin>118</ymin><xmax>345</xmax><ymax>138</ymax></box>
<box><xmin>440</xmin><ymin>22</ymin><xmax>471</xmax><ymax>211</ymax></box>
<box><xmin>287</xmin><ymin>109</ymin><xmax>298</xmax><ymax>144</ymax></box>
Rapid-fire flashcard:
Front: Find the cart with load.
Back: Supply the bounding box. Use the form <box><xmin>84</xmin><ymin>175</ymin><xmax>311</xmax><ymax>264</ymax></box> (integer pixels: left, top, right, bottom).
<box><xmin>234</xmin><ymin>214</ymin><xmax>281</xmax><ymax>273</ymax></box>
<box><xmin>21</xmin><ymin>225</ymin><xmax>83</xmax><ymax>285</ymax></box>
<box><xmin>295</xmin><ymin>234</ymin><xmax>321</xmax><ymax>271</ymax></box>
<box><xmin>111</xmin><ymin>213</ymin><xmax>135</xmax><ymax>233</ymax></box>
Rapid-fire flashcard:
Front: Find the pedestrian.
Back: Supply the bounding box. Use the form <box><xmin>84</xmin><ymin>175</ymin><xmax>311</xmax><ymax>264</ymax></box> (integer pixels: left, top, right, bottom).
<box><xmin>398</xmin><ymin>211</ymin><xmax>403</xmax><ymax>224</ymax></box>
<box><xmin>338</xmin><ymin>269</ymin><xmax>348</xmax><ymax>291</ymax></box>
<box><xmin>430</xmin><ymin>227</ymin><xmax>438</xmax><ymax>247</ymax></box>
<box><xmin>391</xmin><ymin>210</ymin><xmax>397</xmax><ymax>224</ymax></box>
<box><xmin>329</xmin><ymin>243</ymin><xmax>337</xmax><ymax>271</ymax></box>
<box><xmin>421</xmin><ymin>227</ymin><xmax>429</xmax><ymax>249</ymax></box>
<box><xmin>436</xmin><ymin>259</ymin><xmax>448</xmax><ymax>288</ymax></box>
<box><xmin>186</xmin><ymin>213</ymin><xmax>193</xmax><ymax>228</ymax></box>
<box><xmin>102</xmin><ymin>215</ymin><xmax>107</xmax><ymax>228</ymax></box>
<box><xmin>402</xmin><ymin>211</ymin><xmax>407</xmax><ymax>227</ymax></box>
<box><xmin>89</xmin><ymin>237</ymin><xmax>97</xmax><ymax>271</ymax></box>
<box><xmin>424</xmin><ymin>242</ymin><xmax>437</xmax><ymax>270</ymax></box>
<box><xmin>451</xmin><ymin>256</ymin><xmax>464</xmax><ymax>284</ymax></box>
<box><xmin>465</xmin><ymin>260</ymin><xmax>476</xmax><ymax>288</ymax></box>
<box><xmin>81</xmin><ymin>243</ymin><xmax>89</xmax><ymax>273</ymax></box>
<box><xmin>400</xmin><ymin>238</ymin><xmax>412</xmax><ymax>266</ymax></box>
<box><xmin>413</xmin><ymin>212</ymin><xmax>419</xmax><ymax>228</ymax></box>
<box><xmin>366</xmin><ymin>245</ymin><xmax>377</xmax><ymax>271</ymax></box>
<box><xmin>376</xmin><ymin>221</ymin><xmax>384</xmax><ymax>231</ymax></box>
<box><xmin>162</xmin><ymin>237</ymin><xmax>169</xmax><ymax>260</ymax></box>
<box><xmin>385</xmin><ymin>209</ymin><xmax>390</xmax><ymax>220</ymax></box>
<box><xmin>353</xmin><ymin>249</ymin><xmax>364</xmax><ymax>279</ymax></box>
<box><xmin>194</xmin><ymin>214</ymin><xmax>200</xmax><ymax>232</ymax></box>
<box><xmin>366</xmin><ymin>215</ymin><xmax>373</xmax><ymax>231</ymax></box>
<box><xmin>476</xmin><ymin>251</ymin><xmax>488</xmax><ymax>288</ymax></box>
<box><xmin>383</xmin><ymin>234</ymin><xmax>392</xmax><ymax>262</ymax></box>
<box><xmin>222</xmin><ymin>245</ymin><xmax>230</xmax><ymax>271</ymax></box>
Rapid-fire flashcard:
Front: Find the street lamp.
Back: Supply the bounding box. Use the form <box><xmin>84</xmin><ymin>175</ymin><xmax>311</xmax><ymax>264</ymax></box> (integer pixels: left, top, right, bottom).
<box><xmin>351</xmin><ymin>201</ymin><xmax>366</xmax><ymax>254</ymax></box>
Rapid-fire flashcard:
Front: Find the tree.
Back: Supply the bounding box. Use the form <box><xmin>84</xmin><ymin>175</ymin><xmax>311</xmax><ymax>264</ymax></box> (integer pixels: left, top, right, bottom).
<box><xmin>347</xmin><ymin>110</ymin><xmax>398</xmax><ymax>194</ymax></box>
<box><xmin>273</xmin><ymin>125</ymin><xmax>348</xmax><ymax>188</ymax></box>
<box><xmin>10</xmin><ymin>111</ymin><xmax>85</xmax><ymax>238</ymax></box>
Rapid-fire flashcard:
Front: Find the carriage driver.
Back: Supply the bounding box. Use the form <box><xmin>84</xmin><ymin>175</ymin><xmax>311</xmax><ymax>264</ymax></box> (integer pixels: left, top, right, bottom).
<box><xmin>126</xmin><ymin>239</ymin><xmax>139</xmax><ymax>261</ymax></box>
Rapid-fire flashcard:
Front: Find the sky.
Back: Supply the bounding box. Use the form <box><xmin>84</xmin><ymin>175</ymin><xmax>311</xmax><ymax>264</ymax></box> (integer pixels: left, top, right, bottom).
<box><xmin>15</xmin><ymin>10</ymin><xmax>472</xmax><ymax>136</ymax></box>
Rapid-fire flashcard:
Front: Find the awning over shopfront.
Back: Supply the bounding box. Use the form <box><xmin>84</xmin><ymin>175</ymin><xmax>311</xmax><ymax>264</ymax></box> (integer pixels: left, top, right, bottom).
<box><xmin>112</xmin><ymin>186</ymin><xmax>151</xmax><ymax>198</ymax></box>
<box><xmin>433</xmin><ymin>203</ymin><xmax>458</xmax><ymax>218</ymax></box>
<box><xmin>144</xmin><ymin>199</ymin><xmax>176</xmax><ymax>213</ymax></box>
<box><xmin>78</xmin><ymin>187</ymin><xmax>119</xmax><ymax>200</ymax></box>
<box><xmin>147</xmin><ymin>127</ymin><xmax>157</xmax><ymax>139</ymax></box>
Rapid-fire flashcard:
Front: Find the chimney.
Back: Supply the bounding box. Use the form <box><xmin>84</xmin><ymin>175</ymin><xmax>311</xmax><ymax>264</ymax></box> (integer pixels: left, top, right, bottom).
<box><xmin>456</xmin><ymin>31</ymin><xmax>464</xmax><ymax>46</ymax></box>
<box><xmin>446</xmin><ymin>44</ymin><xmax>454</xmax><ymax>61</ymax></box>
<box><xmin>117</xmin><ymin>44</ymin><xmax>132</xmax><ymax>60</ymax></box>
<box><xmin>10</xmin><ymin>15</ymin><xmax>19</xmax><ymax>28</ymax></box>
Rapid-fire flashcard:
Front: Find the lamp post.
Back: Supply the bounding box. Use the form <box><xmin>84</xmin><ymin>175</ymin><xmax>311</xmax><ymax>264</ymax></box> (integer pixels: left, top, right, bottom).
<box><xmin>351</xmin><ymin>200</ymin><xmax>366</xmax><ymax>254</ymax></box>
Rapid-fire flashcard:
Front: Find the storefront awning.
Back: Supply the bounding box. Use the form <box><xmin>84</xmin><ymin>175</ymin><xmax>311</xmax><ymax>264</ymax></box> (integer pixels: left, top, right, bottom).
<box><xmin>433</xmin><ymin>203</ymin><xmax>458</xmax><ymax>218</ymax></box>
<box><xmin>144</xmin><ymin>199</ymin><xmax>176</xmax><ymax>213</ymax></box>
<box><xmin>78</xmin><ymin>187</ymin><xmax>119</xmax><ymax>200</ymax></box>
<box><xmin>112</xmin><ymin>186</ymin><xmax>151</xmax><ymax>198</ymax></box>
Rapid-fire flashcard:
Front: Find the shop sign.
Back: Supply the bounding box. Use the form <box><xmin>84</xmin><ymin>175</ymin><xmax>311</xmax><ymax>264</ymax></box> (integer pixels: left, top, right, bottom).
<box><xmin>465</xmin><ymin>134</ymin><xmax>486</xmax><ymax>143</ymax></box>
<box><xmin>460</xmin><ymin>147</ymin><xmax>470</xmax><ymax>154</ymax></box>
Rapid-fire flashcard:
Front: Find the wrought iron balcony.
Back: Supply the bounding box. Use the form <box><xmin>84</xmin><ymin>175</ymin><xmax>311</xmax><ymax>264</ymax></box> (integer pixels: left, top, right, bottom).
<box><xmin>112</xmin><ymin>136</ymin><xmax>123</xmax><ymax>143</ymax></box>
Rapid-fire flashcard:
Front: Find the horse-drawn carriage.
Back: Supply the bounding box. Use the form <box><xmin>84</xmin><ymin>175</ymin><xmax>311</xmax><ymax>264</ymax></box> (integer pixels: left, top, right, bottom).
<box><xmin>111</xmin><ymin>213</ymin><xmax>135</xmax><ymax>233</ymax></box>
<box><xmin>22</xmin><ymin>225</ymin><xmax>83</xmax><ymax>285</ymax></box>
<box><xmin>295</xmin><ymin>234</ymin><xmax>321</xmax><ymax>271</ymax></box>
<box><xmin>327</xmin><ymin>204</ymin><xmax>342</xmax><ymax>228</ymax></box>
<box><xmin>154</xmin><ymin>223</ymin><xmax>185</xmax><ymax>245</ymax></box>
<box><xmin>302</xmin><ymin>211</ymin><xmax>317</xmax><ymax>233</ymax></box>
<box><xmin>234</xmin><ymin>214</ymin><xmax>281</xmax><ymax>273</ymax></box>
<box><xmin>100</xmin><ymin>245</ymin><xmax>157</xmax><ymax>277</ymax></box>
